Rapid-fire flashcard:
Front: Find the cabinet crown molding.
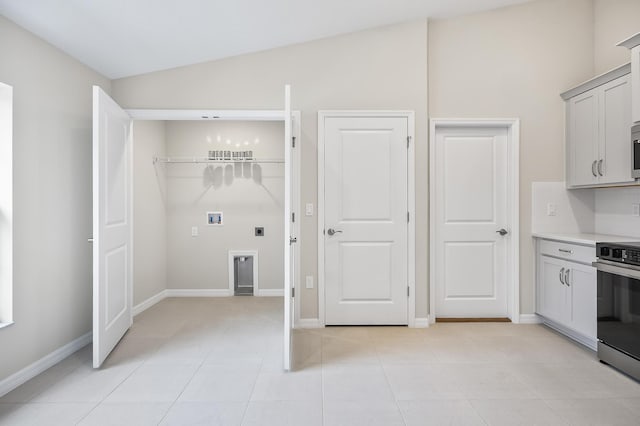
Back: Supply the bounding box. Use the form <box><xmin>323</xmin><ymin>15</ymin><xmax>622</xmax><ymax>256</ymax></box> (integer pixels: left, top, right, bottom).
<box><xmin>617</xmin><ymin>32</ymin><xmax>640</xmax><ymax>50</ymax></box>
<box><xmin>561</xmin><ymin>63</ymin><xmax>631</xmax><ymax>100</ymax></box>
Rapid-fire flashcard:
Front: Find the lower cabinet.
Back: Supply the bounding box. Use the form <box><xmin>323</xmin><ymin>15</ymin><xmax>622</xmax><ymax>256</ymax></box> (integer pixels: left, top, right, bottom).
<box><xmin>536</xmin><ymin>239</ymin><xmax>597</xmax><ymax>349</ymax></box>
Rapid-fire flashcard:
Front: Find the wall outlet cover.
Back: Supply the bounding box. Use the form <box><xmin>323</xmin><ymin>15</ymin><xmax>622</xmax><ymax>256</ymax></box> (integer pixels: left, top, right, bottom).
<box><xmin>633</xmin><ymin>203</ymin><xmax>640</xmax><ymax>217</ymax></box>
<box><xmin>191</xmin><ymin>226</ymin><xmax>198</xmax><ymax>237</ymax></box>
<box><xmin>305</xmin><ymin>203</ymin><xmax>314</xmax><ymax>216</ymax></box>
<box><xmin>305</xmin><ymin>275</ymin><xmax>314</xmax><ymax>289</ymax></box>
<box><xmin>255</xmin><ymin>227</ymin><xmax>264</xmax><ymax>236</ymax></box>
<box><xmin>547</xmin><ymin>203</ymin><xmax>557</xmax><ymax>217</ymax></box>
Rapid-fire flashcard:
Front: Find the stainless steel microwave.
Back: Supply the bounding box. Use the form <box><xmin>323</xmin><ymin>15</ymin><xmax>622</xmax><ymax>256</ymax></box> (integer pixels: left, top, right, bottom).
<box><xmin>631</xmin><ymin>124</ymin><xmax>640</xmax><ymax>179</ymax></box>
<box><xmin>634</xmin><ymin>123</ymin><xmax>640</xmax><ymax>179</ymax></box>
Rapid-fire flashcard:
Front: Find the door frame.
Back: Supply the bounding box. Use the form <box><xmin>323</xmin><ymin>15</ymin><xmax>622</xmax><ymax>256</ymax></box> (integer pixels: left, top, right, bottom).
<box><xmin>317</xmin><ymin>111</ymin><xmax>416</xmax><ymax>327</ymax></box>
<box><xmin>123</xmin><ymin>108</ymin><xmax>300</xmax><ymax>324</ymax></box>
<box><xmin>429</xmin><ymin>118</ymin><xmax>520</xmax><ymax>323</ymax></box>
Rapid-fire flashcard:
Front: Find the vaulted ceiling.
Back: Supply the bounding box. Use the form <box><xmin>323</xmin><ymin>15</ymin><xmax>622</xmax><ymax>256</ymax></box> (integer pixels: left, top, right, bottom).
<box><xmin>0</xmin><ymin>0</ymin><xmax>530</xmax><ymax>79</ymax></box>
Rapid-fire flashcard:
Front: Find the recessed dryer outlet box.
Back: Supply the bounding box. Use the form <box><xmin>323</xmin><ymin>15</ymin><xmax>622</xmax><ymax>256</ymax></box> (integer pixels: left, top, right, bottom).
<box><xmin>255</xmin><ymin>227</ymin><xmax>264</xmax><ymax>236</ymax></box>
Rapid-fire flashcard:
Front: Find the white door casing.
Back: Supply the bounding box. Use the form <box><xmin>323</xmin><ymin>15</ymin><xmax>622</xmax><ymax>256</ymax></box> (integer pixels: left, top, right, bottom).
<box><xmin>429</xmin><ymin>119</ymin><xmax>519</xmax><ymax>321</ymax></box>
<box><xmin>320</xmin><ymin>114</ymin><xmax>412</xmax><ymax>325</ymax></box>
<box><xmin>93</xmin><ymin>86</ymin><xmax>133</xmax><ymax>368</ymax></box>
<box><xmin>283</xmin><ymin>85</ymin><xmax>294</xmax><ymax>370</ymax></box>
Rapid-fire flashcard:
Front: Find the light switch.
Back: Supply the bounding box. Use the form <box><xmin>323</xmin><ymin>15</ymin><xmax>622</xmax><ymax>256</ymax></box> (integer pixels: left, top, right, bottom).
<box><xmin>633</xmin><ymin>203</ymin><xmax>640</xmax><ymax>217</ymax></box>
<box><xmin>305</xmin><ymin>203</ymin><xmax>314</xmax><ymax>216</ymax></box>
<box><xmin>547</xmin><ymin>203</ymin><xmax>557</xmax><ymax>217</ymax></box>
<box><xmin>191</xmin><ymin>226</ymin><xmax>198</xmax><ymax>237</ymax></box>
<box><xmin>305</xmin><ymin>275</ymin><xmax>314</xmax><ymax>289</ymax></box>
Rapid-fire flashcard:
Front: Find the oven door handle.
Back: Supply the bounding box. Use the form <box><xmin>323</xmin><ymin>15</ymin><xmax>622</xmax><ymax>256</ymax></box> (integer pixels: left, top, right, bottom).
<box><xmin>593</xmin><ymin>260</ymin><xmax>640</xmax><ymax>281</ymax></box>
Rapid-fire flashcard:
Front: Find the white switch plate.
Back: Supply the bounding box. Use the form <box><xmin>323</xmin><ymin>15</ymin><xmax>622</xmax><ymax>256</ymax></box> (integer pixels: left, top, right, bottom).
<box><xmin>305</xmin><ymin>275</ymin><xmax>314</xmax><ymax>289</ymax></box>
<box><xmin>547</xmin><ymin>203</ymin><xmax>557</xmax><ymax>217</ymax></box>
<box><xmin>191</xmin><ymin>226</ymin><xmax>198</xmax><ymax>237</ymax></box>
<box><xmin>633</xmin><ymin>203</ymin><xmax>640</xmax><ymax>217</ymax></box>
<box><xmin>305</xmin><ymin>203</ymin><xmax>314</xmax><ymax>216</ymax></box>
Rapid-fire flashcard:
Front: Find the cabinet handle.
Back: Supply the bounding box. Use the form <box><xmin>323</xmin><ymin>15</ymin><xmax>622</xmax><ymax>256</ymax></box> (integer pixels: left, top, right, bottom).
<box><xmin>559</xmin><ymin>267</ymin><xmax>565</xmax><ymax>285</ymax></box>
<box><xmin>597</xmin><ymin>159</ymin><xmax>604</xmax><ymax>176</ymax></box>
<box><xmin>558</xmin><ymin>248</ymin><xmax>573</xmax><ymax>254</ymax></box>
<box><xmin>564</xmin><ymin>269</ymin><xmax>571</xmax><ymax>286</ymax></box>
<box><xmin>591</xmin><ymin>160</ymin><xmax>598</xmax><ymax>177</ymax></box>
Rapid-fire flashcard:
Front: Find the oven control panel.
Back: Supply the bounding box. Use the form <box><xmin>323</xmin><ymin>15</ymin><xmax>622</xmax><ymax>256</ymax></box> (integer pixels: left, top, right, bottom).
<box><xmin>597</xmin><ymin>242</ymin><xmax>640</xmax><ymax>266</ymax></box>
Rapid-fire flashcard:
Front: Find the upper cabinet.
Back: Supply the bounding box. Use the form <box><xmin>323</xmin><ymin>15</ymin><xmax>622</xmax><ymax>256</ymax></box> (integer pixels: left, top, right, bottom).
<box><xmin>562</xmin><ymin>65</ymin><xmax>633</xmax><ymax>188</ymax></box>
<box><xmin>617</xmin><ymin>32</ymin><xmax>640</xmax><ymax>124</ymax></box>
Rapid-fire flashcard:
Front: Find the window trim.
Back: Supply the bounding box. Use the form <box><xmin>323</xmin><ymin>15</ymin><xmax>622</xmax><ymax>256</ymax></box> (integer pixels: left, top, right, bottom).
<box><xmin>0</xmin><ymin>81</ymin><xmax>13</xmax><ymax>329</ymax></box>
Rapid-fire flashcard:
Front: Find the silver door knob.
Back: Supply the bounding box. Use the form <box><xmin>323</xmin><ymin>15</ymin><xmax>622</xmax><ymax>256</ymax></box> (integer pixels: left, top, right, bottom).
<box><xmin>496</xmin><ymin>228</ymin><xmax>508</xmax><ymax>236</ymax></box>
<box><xmin>327</xmin><ymin>228</ymin><xmax>343</xmax><ymax>236</ymax></box>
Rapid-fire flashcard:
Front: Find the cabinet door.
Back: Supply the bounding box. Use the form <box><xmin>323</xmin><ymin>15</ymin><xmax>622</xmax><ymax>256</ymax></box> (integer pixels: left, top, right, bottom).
<box><xmin>566</xmin><ymin>263</ymin><xmax>597</xmax><ymax>340</ymax></box>
<box><xmin>599</xmin><ymin>74</ymin><xmax>633</xmax><ymax>185</ymax></box>
<box><xmin>632</xmin><ymin>46</ymin><xmax>640</xmax><ymax>124</ymax></box>
<box><xmin>537</xmin><ymin>255</ymin><xmax>568</xmax><ymax>323</ymax></box>
<box><xmin>568</xmin><ymin>89</ymin><xmax>599</xmax><ymax>186</ymax></box>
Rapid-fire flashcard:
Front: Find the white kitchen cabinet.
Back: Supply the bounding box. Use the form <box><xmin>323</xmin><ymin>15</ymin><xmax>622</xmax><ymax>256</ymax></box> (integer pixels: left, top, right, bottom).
<box><xmin>563</xmin><ymin>66</ymin><xmax>633</xmax><ymax>188</ymax></box>
<box><xmin>535</xmin><ymin>238</ymin><xmax>597</xmax><ymax>349</ymax></box>
<box><xmin>618</xmin><ymin>32</ymin><xmax>640</xmax><ymax>124</ymax></box>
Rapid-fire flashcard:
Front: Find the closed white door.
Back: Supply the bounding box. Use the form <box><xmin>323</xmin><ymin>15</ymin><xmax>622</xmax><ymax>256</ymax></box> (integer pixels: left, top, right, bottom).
<box><xmin>323</xmin><ymin>116</ymin><xmax>408</xmax><ymax>325</ymax></box>
<box><xmin>433</xmin><ymin>126</ymin><xmax>509</xmax><ymax>318</ymax></box>
<box><xmin>92</xmin><ymin>86</ymin><xmax>133</xmax><ymax>368</ymax></box>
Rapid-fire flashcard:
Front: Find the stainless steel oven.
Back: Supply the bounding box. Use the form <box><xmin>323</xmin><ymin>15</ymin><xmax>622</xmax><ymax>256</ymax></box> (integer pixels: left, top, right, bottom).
<box><xmin>594</xmin><ymin>242</ymin><xmax>640</xmax><ymax>381</ymax></box>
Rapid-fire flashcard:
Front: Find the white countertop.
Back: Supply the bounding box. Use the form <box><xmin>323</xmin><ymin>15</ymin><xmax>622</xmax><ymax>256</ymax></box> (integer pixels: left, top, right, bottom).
<box><xmin>532</xmin><ymin>232</ymin><xmax>640</xmax><ymax>246</ymax></box>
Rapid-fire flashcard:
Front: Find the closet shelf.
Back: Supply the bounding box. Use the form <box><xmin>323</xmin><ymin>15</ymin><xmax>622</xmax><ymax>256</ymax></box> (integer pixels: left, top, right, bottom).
<box><xmin>153</xmin><ymin>157</ymin><xmax>284</xmax><ymax>165</ymax></box>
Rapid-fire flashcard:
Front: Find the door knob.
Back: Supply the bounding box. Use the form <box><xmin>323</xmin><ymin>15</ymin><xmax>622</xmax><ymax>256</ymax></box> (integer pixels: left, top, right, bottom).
<box><xmin>327</xmin><ymin>228</ymin><xmax>343</xmax><ymax>236</ymax></box>
<box><xmin>496</xmin><ymin>228</ymin><xmax>508</xmax><ymax>236</ymax></box>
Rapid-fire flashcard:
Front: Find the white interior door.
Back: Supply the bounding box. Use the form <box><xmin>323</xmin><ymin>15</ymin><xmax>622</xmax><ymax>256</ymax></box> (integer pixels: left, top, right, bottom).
<box><xmin>283</xmin><ymin>85</ymin><xmax>294</xmax><ymax>370</ymax></box>
<box><xmin>433</xmin><ymin>126</ymin><xmax>509</xmax><ymax>318</ymax></box>
<box><xmin>323</xmin><ymin>116</ymin><xmax>408</xmax><ymax>325</ymax></box>
<box><xmin>92</xmin><ymin>86</ymin><xmax>133</xmax><ymax>368</ymax></box>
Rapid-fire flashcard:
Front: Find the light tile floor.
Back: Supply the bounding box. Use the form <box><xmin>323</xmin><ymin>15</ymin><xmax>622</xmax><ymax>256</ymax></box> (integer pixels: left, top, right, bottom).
<box><xmin>1</xmin><ymin>297</ymin><xmax>640</xmax><ymax>425</ymax></box>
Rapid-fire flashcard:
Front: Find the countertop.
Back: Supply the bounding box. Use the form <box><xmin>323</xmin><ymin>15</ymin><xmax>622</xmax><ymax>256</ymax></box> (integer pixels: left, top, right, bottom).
<box><xmin>531</xmin><ymin>232</ymin><xmax>640</xmax><ymax>246</ymax></box>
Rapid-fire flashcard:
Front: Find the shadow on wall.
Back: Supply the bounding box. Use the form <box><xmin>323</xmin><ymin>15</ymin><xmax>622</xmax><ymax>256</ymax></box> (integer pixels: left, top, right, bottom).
<box><xmin>202</xmin><ymin>163</ymin><xmax>263</xmax><ymax>188</ymax></box>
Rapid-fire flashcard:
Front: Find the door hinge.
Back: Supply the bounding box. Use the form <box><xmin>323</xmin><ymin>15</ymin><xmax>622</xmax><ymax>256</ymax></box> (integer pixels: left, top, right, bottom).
<box><xmin>292</xmin><ymin>136</ymin><xmax>296</xmax><ymax>148</ymax></box>
<box><xmin>291</xmin><ymin>287</ymin><xmax>295</xmax><ymax>298</ymax></box>
<box><xmin>407</xmin><ymin>212</ymin><xmax>410</xmax><ymax>223</ymax></box>
<box><xmin>292</xmin><ymin>212</ymin><xmax>295</xmax><ymax>223</ymax></box>
<box><xmin>407</xmin><ymin>136</ymin><xmax>411</xmax><ymax>148</ymax></box>
<box><xmin>407</xmin><ymin>286</ymin><xmax>410</xmax><ymax>297</ymax></box>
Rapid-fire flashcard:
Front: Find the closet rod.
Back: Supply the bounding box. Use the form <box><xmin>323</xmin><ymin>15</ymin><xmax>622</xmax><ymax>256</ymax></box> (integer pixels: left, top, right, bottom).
<box><xmin>153</xmin><ymin>157</ymin><xmax>284</xmax><ymax>165</ymax></box>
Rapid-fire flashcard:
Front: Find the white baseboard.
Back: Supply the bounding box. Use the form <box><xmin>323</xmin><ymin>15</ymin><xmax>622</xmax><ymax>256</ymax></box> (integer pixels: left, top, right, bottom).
<box><xmin>413</xmin><ymin>317</ymin><xmax>430</xmax><ymax>328</ymax></box>
<box><xmin>0</xmin><ymin>332</ymin><xmax>92</xmax><ymax>398</ymax></box>
<box><xmin>165</xmin><ymin>289</ymin><xmax>232</xmax><ymax>297</ymax></box>
<box><xmin>133</xmin><ymin>290</ymin><xmax>166</xmax><ymax>316</ymax></box>
<box><xmin>519</xmin><ymin>314</ymin><xmax>542</xmax><ymax>324</ymax></box>
<box><xmin>296</xmin><ymin>318</ymin><xmax>323</xmax><ymax>329</ymax></box>
<box><xmin>256</xmin><ymin>289</ymin><xmax>284</xmax><ymax>297</ymax></box>
<box><xmin>540</xmin><ymin>317</ymin><xmax>596</xmax><ymax>351</ymax></box>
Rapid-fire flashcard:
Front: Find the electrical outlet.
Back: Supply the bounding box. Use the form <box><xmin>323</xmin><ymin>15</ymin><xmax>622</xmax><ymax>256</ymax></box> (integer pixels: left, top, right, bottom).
<box><xmin>305</xmin><ymin>275</ymin><xmax>314</xmax><ymax>289</ymax></box>
<box><xmin>305</xmin><ymin>203</ymin><xmax>314</xmax><ymax>216</ymax></box>
<box><xmin>255</xmin><ymin>227</ymin><xmax>264</xmax><ymax>236</ymax></box>
<box><xmin>191</xmin><ymin>226</ymin><xmax>198</xmax><ymax>237</ymax></box>
<box><xmin>547</xmin><ymin>203</ymin><xmax>557</xmax><ymax>217</ymax></box>
<box><xmin>633</xmin><ymin>203</ymin><xmax>640</xmax><ymax>217</ymax></box>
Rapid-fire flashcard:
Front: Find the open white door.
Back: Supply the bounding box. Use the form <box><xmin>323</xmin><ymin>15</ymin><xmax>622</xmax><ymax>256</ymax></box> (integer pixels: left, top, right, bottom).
<box><xmin>283</xmin><ymin>85</ymin><xmax>295</xmax><ymax>371</ymax></box>
<box><xmin>92</xmin><ymin>86</ymin><xmax>133</xmax><ymax>368</ymax></box>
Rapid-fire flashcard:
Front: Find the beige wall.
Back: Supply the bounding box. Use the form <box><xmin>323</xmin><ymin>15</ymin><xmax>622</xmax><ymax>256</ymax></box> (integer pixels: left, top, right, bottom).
<box><xmin>0</xmin><ymin>16</ymin><xmax>110</xmax><ymax>382</ymax></box>
<box><xmin>594</xmin><ymin>0</ymin><xmax>640</xmax><ymax>74</ymax></box>
<box><xmin>112</xmin><ymin>20</ymin><xmax>429</xmax><ymax>319</ymax></box>
<box><xmin>429</xmin><ymin>0</ymin><xmax>595</xmax><ymax>315</ymax></box>
<box><xmin>133</xmin><ymin>121</ymin><xmax>167</xmax><ymax>305</ymax></box>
